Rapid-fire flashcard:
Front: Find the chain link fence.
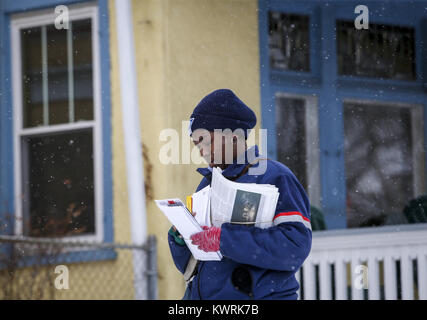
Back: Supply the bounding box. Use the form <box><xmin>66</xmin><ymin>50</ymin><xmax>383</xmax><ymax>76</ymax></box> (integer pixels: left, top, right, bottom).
<box><xmin>0</xmin><ymin>235</ymin><xmax>157</xmax><ymax>300</ymax></box>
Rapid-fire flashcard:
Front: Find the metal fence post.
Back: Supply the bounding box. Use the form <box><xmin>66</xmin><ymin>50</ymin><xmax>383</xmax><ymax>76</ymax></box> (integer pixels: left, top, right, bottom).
<box><xmin>146</xmin><ymin>235</ymin><xmax>158</xmax><ymax>300</ymax></box>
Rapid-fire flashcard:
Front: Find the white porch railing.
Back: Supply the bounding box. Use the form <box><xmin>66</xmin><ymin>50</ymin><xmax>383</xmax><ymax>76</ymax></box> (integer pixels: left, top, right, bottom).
<box><xmin>296</xmin><ymin>224</ymin><xmax>427</xmax><ymax>300</ymax></box>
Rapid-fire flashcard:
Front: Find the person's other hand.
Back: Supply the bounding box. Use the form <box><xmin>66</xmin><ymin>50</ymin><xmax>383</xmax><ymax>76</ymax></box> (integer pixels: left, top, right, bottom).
<box><xmin>190</xmin><ymin>226</ymin><xmax>221</xmax><ymax>252</ymax></box>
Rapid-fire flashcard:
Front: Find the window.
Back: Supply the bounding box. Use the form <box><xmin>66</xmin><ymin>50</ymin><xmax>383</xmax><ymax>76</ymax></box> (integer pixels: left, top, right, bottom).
<box><xmin>261</xmin><ymin>1</ymin><xmax>427</xmax><ymax>231</ymax></box>
<box><xmin>21</xmin><ymin>19</ymin><xmax>93</xmax><ymax>127</ymax></box>
<box><xmin>11</xmin><ymin>5</ymin><xmax>103</xmax><ymax>240</ymax></box>
<box><xmin>337</xmin><ymin>20</ymin><xmax>416</xmax><ymax>81</ymax></box>
<box><xmin>344</xmin><ymin>101</ymin><xmax>425</xmax><ymax>228</ymax></box>
<box><xmin>275</xmin><ymin>94</ymin><xmax>320</xmax><ymax>207</ymax></box>
<box><xmin>268</xmin><ymin>11</ymin><xmax>310</xmax><ymax>72</ymax></box>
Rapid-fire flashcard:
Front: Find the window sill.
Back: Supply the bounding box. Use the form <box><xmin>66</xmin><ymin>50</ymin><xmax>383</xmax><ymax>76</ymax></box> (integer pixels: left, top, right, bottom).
<box><xmin>337</xmin><ymin>75</ymin><xmax>424</xmax><ymax>94</ymax></box>
<box><xmin>0</xmin><ymin>235</ymin><xmax>120</xmax><ymax>269</ymax></box>
<box><xmin>313</xmin><ymin>222</ymin><xmax>427</xmax><ymax>238</ymax></box>
<box><xmin>270</xmin><ymin>69</ymin><xmax>321</xmax><ymax>88</ymax></box>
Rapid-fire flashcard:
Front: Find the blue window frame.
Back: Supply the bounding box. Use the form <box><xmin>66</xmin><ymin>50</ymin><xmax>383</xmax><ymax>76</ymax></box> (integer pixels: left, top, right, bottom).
<box><xmin>0</xmin><ymin>0</ymin><xmax>115</xmax><ymax>263</ymax></box>
<box><xmin>259</xmin><ymin>0</ymin><xmax>427</xmax><ymax>230</ymax></box>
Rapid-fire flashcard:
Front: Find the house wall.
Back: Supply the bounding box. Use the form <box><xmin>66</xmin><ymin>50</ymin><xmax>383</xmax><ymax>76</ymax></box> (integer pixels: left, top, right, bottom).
<box><xmin>108</xmin><ymin>0</ymin><xmax>261</xmax><ymax>299</ymax></box>
<box><xmin>0</xmin><ymin>0</ymin><xmax>137</xmax><ymax>300</ymax></box>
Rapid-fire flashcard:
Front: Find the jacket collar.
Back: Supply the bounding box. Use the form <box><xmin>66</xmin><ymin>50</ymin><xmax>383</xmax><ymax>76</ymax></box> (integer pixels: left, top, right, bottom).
<box><xmin>196</xmin><ymin>145</ymin><xmax>260</xmax><ymax>179</ymax></box>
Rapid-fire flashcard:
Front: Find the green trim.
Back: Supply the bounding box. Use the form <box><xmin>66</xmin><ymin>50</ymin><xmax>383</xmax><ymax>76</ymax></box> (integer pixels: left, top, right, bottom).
<box><xmin>168</xmin><ymin>226</ymin><xmax>186</xmax><ymax>246</ymax></box>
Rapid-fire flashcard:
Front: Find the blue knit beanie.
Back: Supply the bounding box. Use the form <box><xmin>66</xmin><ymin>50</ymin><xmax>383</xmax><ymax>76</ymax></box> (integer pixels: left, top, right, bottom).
<box><xmin>189</xmin><ymin>89</ymin><xmax>257</xmax><ymax>139</ymax></box>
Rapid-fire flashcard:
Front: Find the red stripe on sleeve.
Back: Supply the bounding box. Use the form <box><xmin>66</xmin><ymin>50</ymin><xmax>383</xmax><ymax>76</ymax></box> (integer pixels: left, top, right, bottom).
<box><xmin>274</xmin><ymin>211</ymin><xmax>311</xmax><ymax>223</ymax></box>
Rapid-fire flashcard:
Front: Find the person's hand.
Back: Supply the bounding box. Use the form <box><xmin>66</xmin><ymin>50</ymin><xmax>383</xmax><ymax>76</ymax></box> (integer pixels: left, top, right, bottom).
<box><xmin>190</xmin><ymin>226</ymin><xmax>221</xmax><ymax>252</ymax></box>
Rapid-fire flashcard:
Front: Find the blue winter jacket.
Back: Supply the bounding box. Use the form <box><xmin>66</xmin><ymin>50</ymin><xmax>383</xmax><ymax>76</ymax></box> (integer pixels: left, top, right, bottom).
<box><xmin>168</xmin><ymin>145</ymin><xmax>312</xmax><ymax>299</ymax></box>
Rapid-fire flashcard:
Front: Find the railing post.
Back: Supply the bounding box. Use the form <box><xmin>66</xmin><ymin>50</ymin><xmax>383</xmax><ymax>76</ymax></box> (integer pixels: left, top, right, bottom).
<box><xmin>351</xmin><ymin>253</ymin><xmax>364</xmax><ymax>300</ymax></box>
<box><xmin>334</xmin><ymin>252</ymin><xmax>347</xmax><ymax>300</ymax></box>
<box><xmin>367</xmin><ymin>249</ymin><xmax>380</xmax><ymax>300</ymax></box>
<box><xmin>319</xmin><ymin>254</ymin><xmax>332</xmax><ymax>300</ymax></box>
<box><xmin>384</xmin><ymin>250</ymin><xmax>397</xmax><ymax>300</ymax></box>
<box><xmin>295</xmin><ymin>268</ymin><xmax>301</xmax><ymax>300</ymax></box>
<box><xmin>303</xmin><ymin>258</ymin><xmax>316</xmax><ymax>300</ymax></box>
<box><xmin>417</xmin><ymin>248</ymin><xmax>427</xmax><ymax>300</ymax></box>
<box><xmin>401</xmin><ymin>253</ymin><xmax>414</xmax><ymax>300</ymax></box>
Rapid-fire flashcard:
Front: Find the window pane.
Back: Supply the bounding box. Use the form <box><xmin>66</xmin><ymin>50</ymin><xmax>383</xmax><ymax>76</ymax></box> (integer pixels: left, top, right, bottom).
<box><xmin>24</xmin><ymin>130</ymin><xmax>95</xmax><ymax>237</ymax></box>
<box><xmin>344</xmin><ymin>102</ymin><xmax>424</xmax><ymax>228</ymax></box>
<box><xmin>268</xmin><ymin>11</ymin><xmax>310</xmax><ymax>72</ymax></box>
<box><xmin>20</xmin><ymin>19</ymin><xmax>93</xmax><ymax>128</ymax></box>
<box><xmin>21</xmin><ymin>27</ymin><xmax>43</xmax><ymax>127</ymax></box>
<box><xmin>73</xmin><ymin>19</ymin><xmax>93</xmax><ymax>121</ymax></box>
<box><xmin>337</xmin><ymin>21</ymin><xmax>416</xmax><ymax>80</ymax></box>
<box><xmin>47</xmin><ymin>24</ymin><xmax>69</xmax><ymax>125</ymax></box>
<box><xmin>276</xmin><ymin>97</ymin><xmax>307</xmax><ymax>190</ymax></box>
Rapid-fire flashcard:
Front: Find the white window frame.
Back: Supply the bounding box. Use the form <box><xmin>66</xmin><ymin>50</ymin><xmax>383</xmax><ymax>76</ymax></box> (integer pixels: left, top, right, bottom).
<box><xmin>11</xmin><ymin>3</ymin><xmax>104</xmax><ymax>242</ymax></box>
<box><xmin>343</xmin><ymin>98</ymin><xmax>426</xmax><ymax>201</ymax></box>
<box><xmin>275</xmin><ymin>92</ymin><xmax>321</xmax><ymax>208</ymax></box>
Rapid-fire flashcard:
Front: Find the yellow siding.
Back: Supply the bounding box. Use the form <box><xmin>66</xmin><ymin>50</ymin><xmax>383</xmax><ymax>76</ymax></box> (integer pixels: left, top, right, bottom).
<box><xmin>109</xmin><ymin>0</ymin><xmax>260</xmax><ymax>299</ymax></box>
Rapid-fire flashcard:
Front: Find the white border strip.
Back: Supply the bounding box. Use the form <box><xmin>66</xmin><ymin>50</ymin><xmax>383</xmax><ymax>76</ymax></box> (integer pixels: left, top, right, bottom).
<box><xmin>273</xmin><ymin>213</ymin><xmax>312</xmax><ymax>230</ymax></box>
<box><xmin>67</xmin><ymin>21</ymin><xmax>75</xmax><ymax>123</ymax></box>
<box><xmin>41</xmin><ymin>25</ymin><xmax>49</xmax><ymax>125</ymax></box>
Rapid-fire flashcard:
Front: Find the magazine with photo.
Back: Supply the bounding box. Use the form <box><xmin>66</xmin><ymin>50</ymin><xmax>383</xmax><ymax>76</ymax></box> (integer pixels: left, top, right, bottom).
<box><xmin>210</xmin><ymin>167</ymin><xmax>279</xmax><ymax>229</ymax></box>
<box><xmin>155</xmin><ymin>166</ymin><xmax>280</xmax><ymax>261</ymax></box>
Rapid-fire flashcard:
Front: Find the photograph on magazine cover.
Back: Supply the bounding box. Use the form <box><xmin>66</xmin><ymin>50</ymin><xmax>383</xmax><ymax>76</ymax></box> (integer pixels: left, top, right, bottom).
<box><xmin>231</xmin><ymin>190</ymin><xmax>262</xmax><ymax>226</ymax></box>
